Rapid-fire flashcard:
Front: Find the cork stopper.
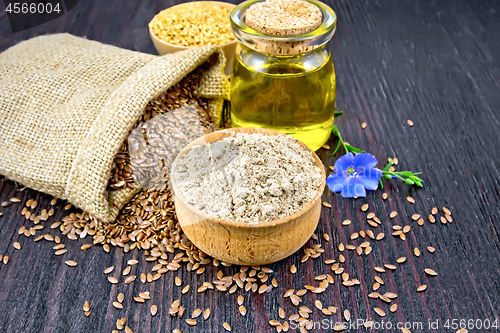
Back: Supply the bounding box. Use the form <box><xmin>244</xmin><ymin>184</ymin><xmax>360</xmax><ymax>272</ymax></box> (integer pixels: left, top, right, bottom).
<box><xmin>245</xmin><ymin>0</ymin><xmax>322</xmax><ymax>36</ymax></box>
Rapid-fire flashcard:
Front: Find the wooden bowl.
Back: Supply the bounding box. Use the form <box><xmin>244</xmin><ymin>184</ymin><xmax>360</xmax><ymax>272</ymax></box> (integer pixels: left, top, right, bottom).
<box><xmin>149</xmin><ymin>1</ymin><xmax>237</xmax><ymax>74</ymax></box>
<box><xmin>171</xmin><ymin>128</ymin><xmax>326</xmax><ymax>265</ymax></box>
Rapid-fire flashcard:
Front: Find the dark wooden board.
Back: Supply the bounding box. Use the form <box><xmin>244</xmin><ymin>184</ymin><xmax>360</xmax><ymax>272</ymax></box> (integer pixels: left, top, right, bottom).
<box><xmin>1</xmin><ymin>0</ymin><xmax>500</xmax><ymax>332</ymax></box>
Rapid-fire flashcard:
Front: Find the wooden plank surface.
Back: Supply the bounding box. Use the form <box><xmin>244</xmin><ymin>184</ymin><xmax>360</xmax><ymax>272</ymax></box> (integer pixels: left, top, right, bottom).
<box><xmin>1</xmin><ymin>0</ymin><xmax>500</xmax><ymax>332</ymax></box>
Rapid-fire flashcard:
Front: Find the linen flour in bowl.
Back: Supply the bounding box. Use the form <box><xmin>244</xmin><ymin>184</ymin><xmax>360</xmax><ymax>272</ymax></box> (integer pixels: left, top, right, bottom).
<box><xmin>170</xmin><ymin>128</ymin><xmax>326</xmax><ymax>265</ymax></box>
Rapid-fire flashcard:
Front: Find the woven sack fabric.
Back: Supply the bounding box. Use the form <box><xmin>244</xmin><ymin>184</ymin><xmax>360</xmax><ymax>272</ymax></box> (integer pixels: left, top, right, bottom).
<box><xmin>0</xmin><ymin>33</ymin><xmax>229</xmax><ymax>222</ymax></box>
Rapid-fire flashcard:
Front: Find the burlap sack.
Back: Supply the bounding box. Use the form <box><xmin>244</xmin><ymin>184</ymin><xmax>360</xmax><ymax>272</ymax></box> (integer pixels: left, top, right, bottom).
<box><xmin>0</xmin><ymin>33</ymin><xmax>229</xmax><ymax>223</ymax></box>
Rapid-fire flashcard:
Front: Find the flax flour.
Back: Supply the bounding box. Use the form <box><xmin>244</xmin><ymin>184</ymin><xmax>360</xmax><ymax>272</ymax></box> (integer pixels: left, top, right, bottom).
<box><xmin>171</xmin><ymin>132</ymin><xmax>322</xmax><ymax>224</ymax></box>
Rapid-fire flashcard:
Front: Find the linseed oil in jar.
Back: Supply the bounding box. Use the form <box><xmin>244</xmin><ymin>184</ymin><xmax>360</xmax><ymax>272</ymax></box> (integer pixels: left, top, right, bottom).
<box><xmin>230</xmin><ymin>0</ymin><xmax>337</xmax><ymax>151</ymax></box>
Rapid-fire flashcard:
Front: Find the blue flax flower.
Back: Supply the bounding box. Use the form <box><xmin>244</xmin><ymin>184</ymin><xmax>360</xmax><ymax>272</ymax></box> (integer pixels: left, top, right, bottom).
<box><xmin>326</xmin><ymin>153</ymin><xmax>382</xmax><ymax>198</ymax></box>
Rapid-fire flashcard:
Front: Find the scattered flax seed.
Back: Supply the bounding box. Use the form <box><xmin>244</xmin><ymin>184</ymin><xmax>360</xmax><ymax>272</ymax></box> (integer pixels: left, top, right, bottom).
<box><xmin>390</xmin><ymin>211</ymin><xmax>398</xmax><ymax>218</ymax></box>
<box><xmin>237</xmin><ymin>295</ymin><xmax>244</xmax><ymax>305</ymax></box>
<box><xmin>425</xmin><ymin>268</ymin><xmax>437</xmax><ymax>276</ymax></box>
<box><xmin>175</xmin><ymin>277</ymin><xmax>182</xmax><ymax>286</ymax></box>
<box><xmin>84</xmin><ymin>311</ymin><xmax>91</xmax><ymax>317</ymax></box>
<box><xmin>427</xmin><ymin>246</ymin><xmax>436</xmax><ymax>253</ymax></box>
<box><xmin>223</xmin><ymin>322</ymin><xmax>231</xmax><ymax>331</ymax></box>
<box><xmin>124</xmin><ymin>327</ymin><xmax>133</xmax><ymax>333</ymax></box>
<box><xmin>83</xmin><ymin>301</ymin><xmax>90</xmax><ymax>312</ymax></box>
<box><xmin>403</xmin><ymin>225</ymin><xmax>411</xmax><ymax>233</ymax></box>
<box><xmin>376</xmin><ymin>232</ymin><xmax>385</xmax><ymax>240</ymax></box>
<box><xmin>134</xmin><ymin>296</ymin><xmax>145</xmax><ymax>303</ymax></box>
<box><xmin>113</xmin><ymin>302</ymin><xmax>123</xmax><ymax>309</ymax></box>
<box><xmin>417</xmin><ymin>285</ymin><xmax>427</xmax><ymax>292</ymax></box>
<box><xmin>315</xmin><ymin>300</ymin><xmax>322</xmax><ymax>310</ymax></box>
<box><xmin>412</xmin><ymin>214</ymin><xmax>420</xmax><ymax>220</ymax></box>
<box><xmin>103</xmin><ymin>244</ymin><xmax>110</xmax><ymax>253</ymax></box>
<box><xmin>182</xmin><ymin>285</ymin><xmax>190</xmax><ymax>294</ymax></box>
<box><xmin>431</xmin><ymin>207</ymin><xmax>438</xmax><ymax>215</ymax></box>
<box><xmin>239</xmin><ymin>305</ymin><xmax>247</xmax><ymax>316</ymax></box>
<box><xmin>258</xmin><ymin>284</ymin><xmax>268</xmax><ymax>293</ymax></box>
<box><xmin>3</xmin><ymin>256</ymin><xmax>9</xmax><ymax>264</ymax></box>
<box><xmin>269</xmin><ymin>320</ymin><xmax>280</xmax><ymax>326</ymax></box>
<box><xmin>379</xmin><ymin>295</ymin><xmax>391</xmax><ymax>303</ymax></box>
<box><xmin>397</xmin><ymin>257</ymin><xmax>407</xmax><ymax>264</ymax></box>
<box><xmin>192</xmin><ymin>309</ymin><xmax>202</xmax><ymax>318</ymax></box>
<box><xmin>104</xmin><ymin>266</ymin><xmax>114</xmax><ymax>274</ymax></box>
<box><xmin>342</xmin><ymin>220</ymin><xmax>351</xmax><ymax>226</ymax></box>
<box><xmin>364</xmin><ymin>321</ymin><xmax>374</xmax><ymax>328</ymax></box>
<box><xmin>55</xmin><ymin>249</ymin><xmax>67</xmax><ymax>256</ymax></box>
<box><xmin>374</xmin><ymin>267</ymin><xmax>385</xmax><ymax>273</ymax></box>
<box><xmin>50</xmin><ymin>198</ymin><xmax>57</xmax><ymax>205</ymax></box>
<box><xmin>382</xmin><ymin>193</ymin><xmax>388</xmax><ymax>200</ymax></box>
<box><xmin>414</xmin><ymin>248</ymin><xmax>421</xmax><ymax>257</ymax></box>
<box><xmin>139</xmin><ymin>292</ymin><xmax>150</xmax><ymax>300</ymax></box>
<box><xmin>81</xmin><ymin>244</ymin><xmax>92</xmax><ymax>251</ymax></box>
<box><xmin>151</xmin><ymin>305</ymin><xmax>158</xmax><ymax>316</ymax></box>
<box><xmin>108</xmin><ymin>277</ymin><xmax>119</xmax><ymax>284</ymax></box>
<box><xmin>10</xmin><ymin>197</ymin><xmax>21</xmax><ymax>203</ymax></box>
<box><xmin>122</xmin><ymin>266</ymin><xmax>131</xmax><ymax>276</ymax></box>
<box><xmin>418</xmin><ymin>218</ymin><xmax>424</xmax><ymax>226</ymax></box>
<box><xmin>443</xmin><ymin>207</ymin><xmax>451</xmax><ymax>215</ymax></box>
<box><xmin>456</xmin><ymin>329</ymin><xmax>468</xmax><ymax>333</ymax></box>
<box><xmin>65</xmin><ymin>260</ymin><xmax>77</xmax><ymax>267</ymax></box>
<box><xmin>440</xmin><ymin>216</ymin><xmax>447</xmax><ymax>224</ymax></box>
<box><xmin>290</xmin><ymin>265</ymin><xmax>297</xmax><ymax>274</ymax></box>
<box><xmin>407</xmin><ymin>119</ymin><xmax>414</xmax><ymax>126</ymax></box>
<box><xmin>272</xmin><ymin>278</ymin><xmax>278</xmax><ymax>287</ymax></box>
<box><xmin>374</xmin><ymin>307</ymin><xmax>386</xmax><ymax>317</ymax></box>
<box><xmin>322</xmin><ymin>202</ymin><xmax>331</xmax><ymax>208</ymax></box>
<box><xmin>367</xmin><ymin>212</ymin><xmax>375</xmax><ymax>219</ymax></box>
<box><xmin>401</xmin><ymin>329</ymin><xmax>412</xmax><ymax>333</ymax></box>
<box><xmin>279</xmin><ymin>308</ymin><xmax>286</xmax><ymax>319</ymax></box>
<box><xmin>361</xmin><ymin>204</ymin><xmax>369</xmax><ymax>211</ymax></box>
<box><xmin>117</xmin><ymin>293</ymin><xmax>124</xmax><ymax>303</ymax></box>
<box><xmin>361</xmin><ymin>122</ymin><xmax>367</xmax><ymax>129</ymax></box>
<box><xmin>407</xmin><ymin>196</ymin><xmax>415</xmax><ymax>204</ymax></box>
<box><xmin>128</xmin><ymin>260</ymin><xmax>139</xmax><ymax>265</ymax></box>
<box><xmin>390</xmin><ymin>304</ymin><xmax>398</xmax><ymax>312</ymax></box>
<box><xmin>344</xmin><ymin>309</ymin><xmax>351</xmax><ymax>321</ymax></box>
<box><xmin>13</xmin><ymin>242</ymin><xmax>21</xmax><ymax>250</ymax></box>
<box><xmin>384</xmin><ymin>264</ymin><xmax>397</xmax><ymax>270</ymax></box>
<box><xmin>203</xmin><ymin>308</ymin><xmax>211</xmax><ymax>320</ymax></box>
<box><xmin>322</xmin><ymin>144</ymin><xmax>330</xmax><ymax>150</ymax></box>
<box><xmin>446</xmin><ymin>214</ymin><xmax>453</xmax><ymax>223</ymax></box>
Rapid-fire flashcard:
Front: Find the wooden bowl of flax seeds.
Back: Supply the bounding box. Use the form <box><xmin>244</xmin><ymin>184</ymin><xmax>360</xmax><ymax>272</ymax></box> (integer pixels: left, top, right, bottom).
<box><xmin>170</xmin><ymin>128</ymin><xmax>326</xmax><ymax>265</ymax></box>
<box><xmin>148</xmin><ymin>1</ymin><xmax>237</xmax><ymax>74</ymax></box>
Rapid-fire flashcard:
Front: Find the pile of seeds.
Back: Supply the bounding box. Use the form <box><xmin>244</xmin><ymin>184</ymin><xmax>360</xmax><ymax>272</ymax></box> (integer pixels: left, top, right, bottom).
<box><xmin>0</xmin><ymin>110</ymin><xmax>459</xmax><ymax>333</ymax></box>
<box><xmin>1</xmin><ymin>174</ymin><xmax>456</xmax><ymax>333</ymax></box>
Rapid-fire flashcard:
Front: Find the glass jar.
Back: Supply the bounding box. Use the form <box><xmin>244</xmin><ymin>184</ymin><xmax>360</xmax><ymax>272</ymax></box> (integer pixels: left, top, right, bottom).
<box><xmin>229</xmin><ymin>0</ymin><xmax>337</xmax><ymax>151</ymax></box>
